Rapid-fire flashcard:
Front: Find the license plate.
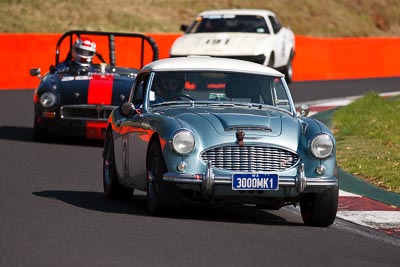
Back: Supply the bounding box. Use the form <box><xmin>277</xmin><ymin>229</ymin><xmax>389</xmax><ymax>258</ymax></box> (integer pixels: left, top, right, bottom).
<box><xmin>232</xmin><ymin>173</ymin><xmax>279</xmax><ymax>190</ymax></box>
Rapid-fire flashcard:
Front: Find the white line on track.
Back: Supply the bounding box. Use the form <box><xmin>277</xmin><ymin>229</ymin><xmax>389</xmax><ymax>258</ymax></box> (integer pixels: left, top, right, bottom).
<box><xmin>337</xmin><ymin>211</ymin><xmax>400</xmax><ymax>229</ymax></box>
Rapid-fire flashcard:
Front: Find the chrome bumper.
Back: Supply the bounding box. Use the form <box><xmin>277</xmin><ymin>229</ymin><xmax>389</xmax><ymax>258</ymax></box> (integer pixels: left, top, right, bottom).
<box><xmin>163</xmin><ymin>162</ymin><xmax>338</xmax><ymax>194</ymax></box>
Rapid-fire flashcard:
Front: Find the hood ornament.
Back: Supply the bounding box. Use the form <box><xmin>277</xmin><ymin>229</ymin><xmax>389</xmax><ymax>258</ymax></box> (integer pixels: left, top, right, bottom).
<box><xmin>236</xmin><ymin>129</ymin><xmax>245</xmax><ymax>147</ymax></box>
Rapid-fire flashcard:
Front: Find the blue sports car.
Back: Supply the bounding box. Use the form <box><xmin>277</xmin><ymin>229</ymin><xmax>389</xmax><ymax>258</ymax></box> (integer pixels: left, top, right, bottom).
<box><xmin>103</xmin><ymin>56</ymin><xmax>338</xmax><ymax>227</ymax></box>
<box><xmin>30</xmin><ymin>30</ymin><xmax>159</xmax><ymax>140</ymax></box>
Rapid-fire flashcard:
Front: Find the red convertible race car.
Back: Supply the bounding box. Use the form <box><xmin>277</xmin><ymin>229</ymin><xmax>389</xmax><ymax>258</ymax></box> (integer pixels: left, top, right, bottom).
<box><xmin>30</xmin><ymin>30</ymin><xmax>159</xmax><ymax>141</ymax></box>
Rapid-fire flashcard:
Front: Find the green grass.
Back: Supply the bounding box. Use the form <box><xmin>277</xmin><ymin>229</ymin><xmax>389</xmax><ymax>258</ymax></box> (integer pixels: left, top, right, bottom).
<box><xmin>332</xmin><ymin>92</ymin><xmax>400</xmax><ymax>193</ymax></box>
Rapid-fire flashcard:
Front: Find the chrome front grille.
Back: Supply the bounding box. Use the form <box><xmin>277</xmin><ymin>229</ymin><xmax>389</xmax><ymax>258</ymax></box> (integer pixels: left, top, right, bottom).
<box><xmin>60</xmin><ymin>105</ymin><xmax>115</xmax><ymax>121</ymax></box>
<box><xmin>201</xmin><ymin>145</ymin><xmax>300</xmax><ymax>172</ymax></box>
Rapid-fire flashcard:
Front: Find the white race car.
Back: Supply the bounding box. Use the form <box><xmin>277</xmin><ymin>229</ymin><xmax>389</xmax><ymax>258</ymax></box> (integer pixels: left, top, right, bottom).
<box><xmin>170</xmin><ymin>9</ymin><xmax>296</xmax><ymax>83</ymax></box>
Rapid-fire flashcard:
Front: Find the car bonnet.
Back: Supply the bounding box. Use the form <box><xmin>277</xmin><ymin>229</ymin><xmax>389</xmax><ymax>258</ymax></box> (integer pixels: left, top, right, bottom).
<box><xmin>59</xmin><ymin>74</ymin><xmax>133</xmax><ymax>106</ymax></box>
<box><xmin>156</xmin><ymin>106</ymin><xmax>298</xmax><ymax>137</ymax></box>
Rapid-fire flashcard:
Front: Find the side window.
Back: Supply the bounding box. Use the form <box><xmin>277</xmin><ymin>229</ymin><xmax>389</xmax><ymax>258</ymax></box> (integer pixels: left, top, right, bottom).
<box><xmin>268</xmin><ymin>15</ymin><xmax>282</xmax><ymax>34</ymax></box>
<box><xmin>130</xmin><ymin>74</ymin><xmax>149</xmax><ymax>108</ymax></box>
<box><xmin>254</xmin><ymin>16</ymin><xmax>270</xmax><ymax>33</ymax></box>
<box><xmin>271</xmin><ymin>78</ymin><xmax>290</xmax><ymax>111</ymax></box>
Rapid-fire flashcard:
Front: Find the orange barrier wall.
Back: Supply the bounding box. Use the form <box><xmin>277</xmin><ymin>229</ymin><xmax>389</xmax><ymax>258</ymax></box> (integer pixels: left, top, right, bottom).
<box><xmin>293</xmin><ymin>35</ymin><xmax>400</xmax><ymax>81</ymax></box>
<box><xmin>0</xmin><ymin>33</ymin><xmax>181</xmax><ymax>90</ymax></box>
<box><xmin>1</xmin><ymin>33</ymin><xmax>400</xmax><ymax>89</ymax></box>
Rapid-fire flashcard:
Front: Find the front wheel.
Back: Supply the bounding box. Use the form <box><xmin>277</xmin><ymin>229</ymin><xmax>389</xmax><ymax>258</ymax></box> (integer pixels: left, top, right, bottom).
<box><xmin>103</xmin><ymin>131</ymin><xmax>133</xmax><ymax>201</ymax></box>
<box><xmin>146</xmin><ymin>141</ymin><xmax>182</xmax><ymax>215</ymax></box>
<box><xmin>266</xmin><ymin>53</ymin><xmax>274</xmax><ymax>68</ymax></box>
<box><xmin>283</xmin><ymin>51</ymin><xmax>294</xmax><ymax>84</ymax></box>
<box><xmin>300</xmin><ymin>186</ymin><xmax>339</xmax><ymax>227</ymax></box>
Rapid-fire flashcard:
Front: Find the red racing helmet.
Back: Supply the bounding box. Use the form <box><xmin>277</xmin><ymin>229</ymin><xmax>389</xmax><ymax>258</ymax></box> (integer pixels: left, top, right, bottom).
<box><xmin>72</xmin><ymin>37</ymin><xmax>96</xmax><ymax>66</ymax></box>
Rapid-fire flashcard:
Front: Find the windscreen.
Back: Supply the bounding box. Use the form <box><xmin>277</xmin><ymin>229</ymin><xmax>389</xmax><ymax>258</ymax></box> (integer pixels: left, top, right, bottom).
<box><xmin>188</xmin><ymin>15</ymin><xmax>269</xmax><ymax>34</ymax></box>
<box><xmin>149</xmin><ymin>71</ymin><xmax>292</xmax><ymax>112</ymax></box>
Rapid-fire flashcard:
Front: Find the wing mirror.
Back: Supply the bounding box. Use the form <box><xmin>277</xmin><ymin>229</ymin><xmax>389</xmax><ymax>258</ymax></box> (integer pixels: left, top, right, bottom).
<box><xmin>180</xmin><ymin>24</ymin><xmax>188</xmax><ymax>32</ymax></box>
<box><xmin>120</xmin><ymin>102</ymin><xmax>137</xmax><ymax>117</ymax></box>
<box><xmin>299</xmin><ymin>104</ymin><xmax>310</xmax><ymax>117</ymax></box>
<box><xmin>30</xmin><ymin>68</ymin><xmax>41</xmax><ymax>77</ymax></box>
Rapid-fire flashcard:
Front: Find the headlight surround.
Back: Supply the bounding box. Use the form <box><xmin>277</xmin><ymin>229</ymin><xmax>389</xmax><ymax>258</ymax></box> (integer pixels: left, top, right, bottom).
<box><xmin>40</xmin><ymin>92</ymin><xmax>57</xmax><ymax>108</ymax></box>
<box><xmin>310</xmin><ymin>134</ymin><xmax>334</xmax><ymax>159</ymax></box>
<box><xmin>171</xmin><ymin>130</ymin><xmax>195</xmax><ymax>155</ymax></box>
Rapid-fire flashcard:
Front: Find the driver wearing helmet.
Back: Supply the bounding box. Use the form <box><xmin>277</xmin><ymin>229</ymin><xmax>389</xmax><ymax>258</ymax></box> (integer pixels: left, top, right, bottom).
<box><xmin>71</xmin><ymin>37</ymin><xmax>96</xmax><ymax>67</ymax></box>
<box><xmin>56</xmin><ymin>37</ymin><xmax>97</xmax><ymax>74</ymax></box>
<box><xmin>152</xmin><ymin>72</ymin><xmax>185</xmax><ymax>103</ymax></box>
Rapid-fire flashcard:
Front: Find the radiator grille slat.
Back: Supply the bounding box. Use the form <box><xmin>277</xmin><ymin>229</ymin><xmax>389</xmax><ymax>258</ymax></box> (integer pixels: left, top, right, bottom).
<box><xmin>60</xmin><ymin>105</ymin><xmax>115</xmax><ymax>121</ymax></box>
<box><xmin>201</xmin><ymin>146</ymin><xmax>299</xmax><ymax>172</ymax></box>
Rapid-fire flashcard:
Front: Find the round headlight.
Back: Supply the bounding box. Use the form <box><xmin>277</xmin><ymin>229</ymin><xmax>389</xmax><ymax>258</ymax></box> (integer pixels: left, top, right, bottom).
<box><xmin>310</xmin><ymin>134</ymin><xmax>334</xmax><ymax>159</ymax></box>
<box><xmin>40</xmin><ymin>92</ymin><xmax>57</xmax><ymax>108</ymax></box>
<box><xmin>171</xmin><ymin>130</ymin><xmax>195</xmax><ymax>155</ymax></box>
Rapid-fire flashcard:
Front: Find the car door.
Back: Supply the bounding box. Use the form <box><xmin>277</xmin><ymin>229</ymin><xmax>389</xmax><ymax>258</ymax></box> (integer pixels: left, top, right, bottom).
<box><xmin>118</xmin><ymin>73</ymin><xmax>152</xmax><ymax>190</ymax></box>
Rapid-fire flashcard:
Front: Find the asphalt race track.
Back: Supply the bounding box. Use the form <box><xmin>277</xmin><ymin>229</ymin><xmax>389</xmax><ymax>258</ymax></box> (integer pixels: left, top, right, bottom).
<box><xmin>1</xmin><ymin>78</ymin><xmax>400</xmax><ymax>267</ymax></box>
<box><xmin>290</xmin><ymin>76</ymin><xmax>400</xmax><ymax>103</ymax></box>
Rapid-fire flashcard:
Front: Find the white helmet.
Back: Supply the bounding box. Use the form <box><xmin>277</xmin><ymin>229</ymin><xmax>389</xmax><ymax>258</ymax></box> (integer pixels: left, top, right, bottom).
<box><xmin>72</xmin><ymin>37</ymin><xmax>96</xmax><ymax>66</ymax></box>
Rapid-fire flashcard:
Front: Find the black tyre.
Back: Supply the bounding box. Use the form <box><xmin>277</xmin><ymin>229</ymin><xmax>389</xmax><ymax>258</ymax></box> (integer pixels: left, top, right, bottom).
<box><xmin>283</xmin><ymin>51</ymin><xmax>294</xmax><ymax>84</ymax></box>
<box><xmin>103</xmin><ymin>131</ymin><xmax>133</xmax><ymax>201</ymax></box>
<box><xmin>267</xmin><ymin>53</ymin><xmax>274</xmax><ymax>68</ymax></box>
<box><xmin>300</xmin><ymin>186</ymin><xmax>339</xmax><ymax>227</ymax></box>
<box><xmin>146</xmin><ymin>141</ymin><xmax>182</xmax><ymax>215</ymax></box>
<box><xmin>283</xmin><ymin>57</ymin><xmax>293</xmax><ymax>84</ymax></box>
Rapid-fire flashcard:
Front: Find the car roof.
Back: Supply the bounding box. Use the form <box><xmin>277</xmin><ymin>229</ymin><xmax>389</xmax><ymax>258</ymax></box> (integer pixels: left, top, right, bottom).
<box><xmin>142</xmin><ymin>56</ymin><xmax>284</xmax><ymax>77</ymax></box>
<box><xmin>198</xmin><ymin>9</ymin><xmax>276</xmax><ymax>18</ymax></box>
